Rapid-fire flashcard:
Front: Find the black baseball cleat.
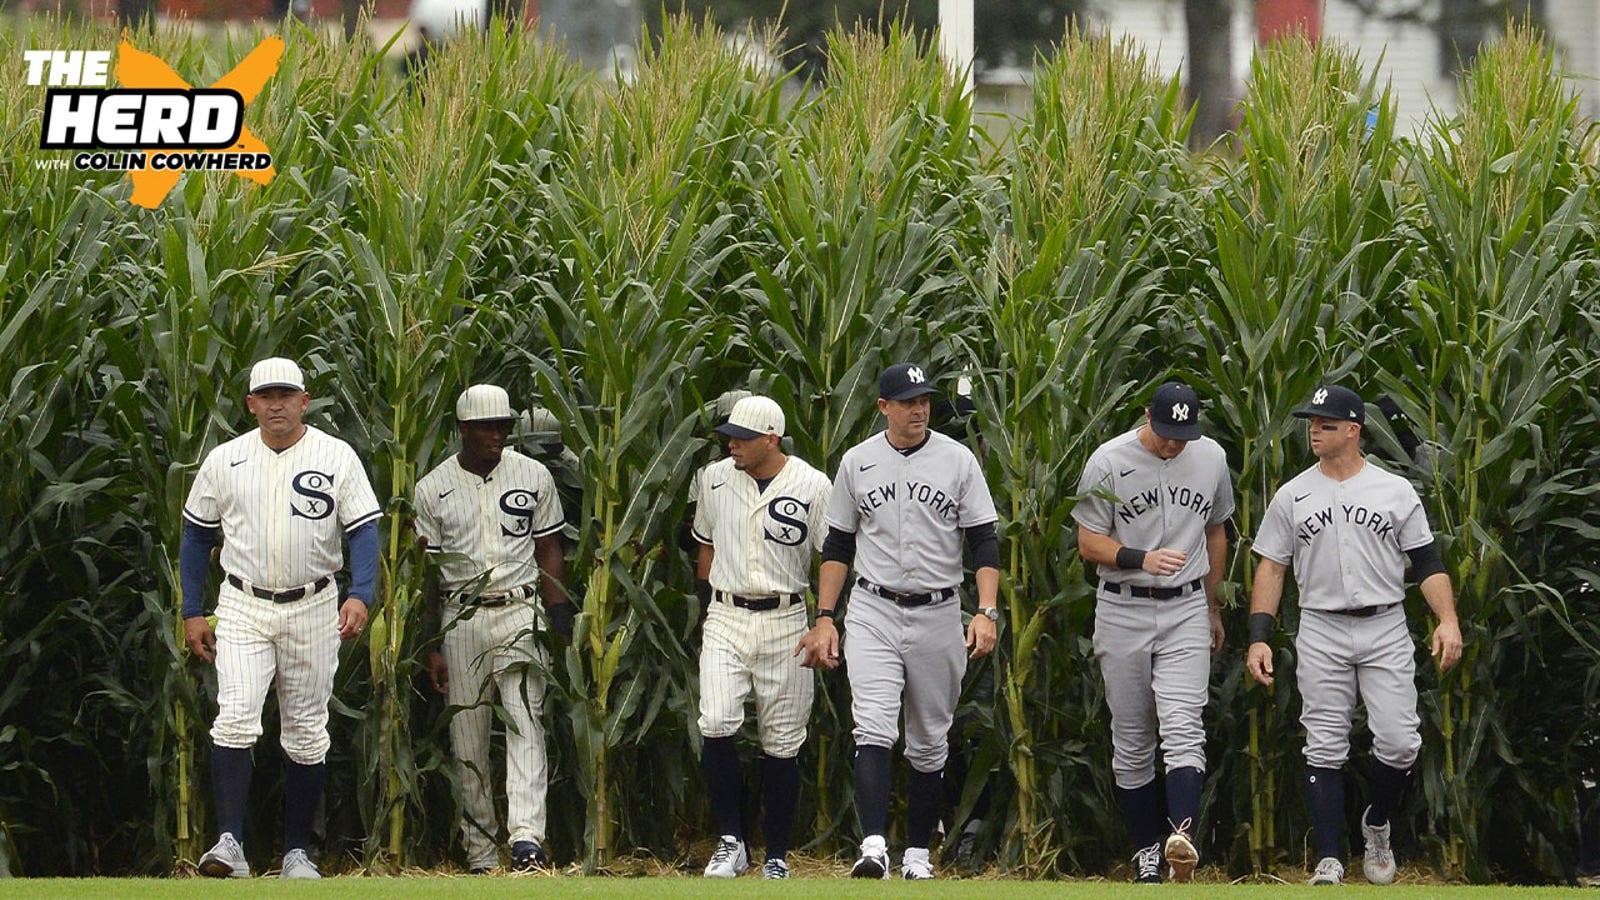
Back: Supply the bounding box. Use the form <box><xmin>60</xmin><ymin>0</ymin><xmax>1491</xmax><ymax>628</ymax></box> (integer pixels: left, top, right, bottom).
<box><xmin>1134</xmin><ymin>842</ymin><xmax>1163</xmax><ymax>883</ymax></box>
<box><xmin>510</xmin><ymin>840</ymin><xmax>550</xmax><ymax>872</ymax></box>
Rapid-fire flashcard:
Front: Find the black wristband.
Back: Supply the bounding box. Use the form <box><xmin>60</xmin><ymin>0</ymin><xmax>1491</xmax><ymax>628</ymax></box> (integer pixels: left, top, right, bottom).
<box><xmin>1115</xmin><ymin>546</ymin><xmax>1147</xmax><ymax>570</ymax></box>
<box><xmin>815</xmin><ymin>608</ymin><xmax>835</xmax><ymax>620</ymax></box>
<box><xmin>1249</xmin><ymin>612</ymin><xmax>1276</xmax><ymax>646</ymax></box>
<box><xmin>695</xmin><ymin>578</ymin><xmax>713</xmax><ymax>608</ymax></box>
<box><xmin>548</xmin><ymin>602</ymin><xmax>575</xmax><ymax>638</ymax></box>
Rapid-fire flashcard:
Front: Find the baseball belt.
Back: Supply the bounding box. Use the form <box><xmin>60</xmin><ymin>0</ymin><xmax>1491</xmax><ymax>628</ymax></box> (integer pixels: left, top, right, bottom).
<box><xmin>1099</xmin><ymin>579</ymin><xmax>1203</xmax><ymax>600</ymax></box>
<box><xmin>1315</xmin><ymin>602</ymin><xmax>1399</xmax><ymax>619</ymax></box>
<box><xmin>856</xmin><ymin>577</ymin><xmax>956</xmax><ymax>608</ymax></box>
<box><xmin>450</xmin><ymin>584</ymin><xmax>537</xmax><ymax>608</ymax></box>
<box><xmin>226</xmin><ymin>573</ymin><xmax>332</xmax><ymax>604</ymax></box>
<box><xmin>713</xmin><ymin>590</ymin><xmax>802</xmax><ymax>612</ymax></box>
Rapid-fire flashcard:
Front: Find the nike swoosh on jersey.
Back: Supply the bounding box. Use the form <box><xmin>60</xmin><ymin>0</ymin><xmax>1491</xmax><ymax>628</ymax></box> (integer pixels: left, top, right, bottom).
<box><xmin>711</xmin><ymin>482</ymin><xmax>726</xmax><ymax>491</ymax></box>
<box><xmin>230</xmin><ymin>459</ymin><xmax>246</xmax><ymax>467</ymax></box>
<box><xmin>1294</xmin><ymin>493</ymin><xmax>1311</xmax><ymax>502</ymax></box>
<box><xmin>1119</xmin><ymin>468</ymin><xmax>1136</xmax><ymax>477</ymax></box>
<box><xmin>859</xmin><ymin>463</ymin><xmax>877</xmax><ymax>471</ymax></box>
<box><xmin>439</xmin><ymin>489</ymin><xmax>456</xmax><ymax>499</ymax></box>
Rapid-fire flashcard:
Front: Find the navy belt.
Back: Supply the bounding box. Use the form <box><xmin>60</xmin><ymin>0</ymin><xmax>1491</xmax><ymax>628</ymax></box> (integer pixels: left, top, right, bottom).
<box><xmin>1318</xmin><ymin>603</ymin><xmax>1398</xmax><ymax>619</ymax></box>
<box><xmin>715</xmin><ymin>590</ymin><xmax>802</xmax><ymax>612</ymax></box>
<box><xmin>1099</xmin><ymin>579</ymin><xmax>1203</xmax><ymax>600</ymax></box>
<box><xmin>452</xmin><ymin>584</ymin><xmax>536</xmax><ymax>608</ymax></box>
<box><xmin>858</xmin><ymin>577</ymin><xmax>956</xmax><ymax>608</ymax></box>
<box><xmin>227</xmin><ymin>574</ymin><xmax>331</xmax><ymax>604</ymax></box>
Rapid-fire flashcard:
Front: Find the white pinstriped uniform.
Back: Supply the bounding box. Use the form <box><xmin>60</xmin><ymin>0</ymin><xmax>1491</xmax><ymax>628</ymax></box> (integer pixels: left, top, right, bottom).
<box><xmin>691</xmin><ymin>456</ymin><xmax>831</xmax><ymax>758</ymax></box>
<box><xmin>415</xmin><ymin>449</ymin><xmax>564</xmax><ymax>868</ymax></box>
<box><xmin>182</xmin><ymin>425</ymin><xmax>380</xmax><ymax>764</ymax></box>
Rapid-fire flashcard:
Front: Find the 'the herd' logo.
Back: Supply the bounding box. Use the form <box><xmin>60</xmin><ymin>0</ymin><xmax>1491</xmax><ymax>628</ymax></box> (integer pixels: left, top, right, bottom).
<box><xmin>26</xmin><ymin>37</ymin><xmax>283</xmax><ymax>209</ymax></box>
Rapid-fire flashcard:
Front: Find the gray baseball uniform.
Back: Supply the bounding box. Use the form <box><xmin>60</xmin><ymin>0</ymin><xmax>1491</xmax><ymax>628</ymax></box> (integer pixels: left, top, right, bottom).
<box><xmin>692</xmin><ymin>455</ymin><xmax>831</xmax><ymax>757</ymax></box>
<box><xmin>415</xmin><ymin>449</ymin><xmax>565</xmax><ymax>870</ymax></box>
<box><xmin>1253</xmin><ymin>458</ymin><xmax>1433</xmax><ymax>769</ymax></box>
<box><xmin>1073</xmin><ymin>429</ymin><xmax>1234</xmax><ymax>788</ymax></box>
<box><xmin>827</xmin><ymin>430</ymin><xmax>997</xmax><ymax>772</ymax></box>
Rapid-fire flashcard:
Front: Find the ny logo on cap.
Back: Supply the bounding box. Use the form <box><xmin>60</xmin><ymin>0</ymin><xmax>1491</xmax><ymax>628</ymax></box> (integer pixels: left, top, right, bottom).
<box><xmin>1171</xmin><ymin>402</ymin><xmax>1190</xmax><ymax>422</ymax></box>
<box><xmin>907</xmin><ymin>366</ymin><xmax>925</xmax><ymax>384</ymax></box>
<box><xmin>1313</xmin><ymin>388</ymin><xmax>1329</xmax><ymax>405</ymax></box>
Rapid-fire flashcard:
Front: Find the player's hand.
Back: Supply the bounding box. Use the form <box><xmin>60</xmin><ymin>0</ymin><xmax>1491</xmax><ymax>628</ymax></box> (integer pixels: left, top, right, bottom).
<box><xmin>1209</xmin><ymin>606</ymin><xmax>1225</xmax><ymax>654</ymax></box>
<box><xmin>1431</xmin><ymin>618</ymin><xmax>1463</xmax><ymax>672</ymax></box>
<box><xmin>966</xmin><ymin>613</ymin><xmax>997</xmax><ymax>659</ymax></box>
<box><xmin>338</xmin><ymin>598</ymin><xmax>368</xmax><ymax>640</ymax></box>
<box><xmin>1246</xmin><ymin>642</ymin><xmax>1274</xmax><ymax>686</ymax></box>
<box><xmin>184</xmin><ymin>615</ymin><xmax>216</xmax><ymax>663</ymax></box>
<box><xmin>1142</xmin><ymin>548</ymin><xmax>1187</xmax><ymax>577</ymax></box>
<box><xmin>795</xmin><ymin>618</ymin><xmax>840</xmax><ymax>670</ymax></box>
<box><xmin>427</xmin><ymin>650</ymin><xmax>449</xmax><ymax>695</ymax></box>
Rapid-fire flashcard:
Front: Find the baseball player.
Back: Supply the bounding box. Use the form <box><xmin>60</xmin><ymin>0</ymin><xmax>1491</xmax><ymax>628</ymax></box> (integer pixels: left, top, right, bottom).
<box><xmin>180</xmin><ymin>357</ymin><xmax>380</xmax><ymax>880</ymax></box>
<box><xmin>416</xmin><ymin>385</ymin><xmax>572</xmax><ymax>873</ymax></box>
<box><xmin>1073</xmin><ymin>381</ymin><xmax>1234</xmax><ymax>883</ymax></box>
<box><xmin>691</xmin><ymin>395</ymin><xmax>831</xmax><ymax>880</ymax></box>
<box><xmin>1246</xmin><ymin>384</ymin><xmax>1463</xmax><ymax>885</ymax></box>
<box><xmin>796</xmin><ymin>362</ymin><xmax>1001</xmax><ymax>881</ymax></box>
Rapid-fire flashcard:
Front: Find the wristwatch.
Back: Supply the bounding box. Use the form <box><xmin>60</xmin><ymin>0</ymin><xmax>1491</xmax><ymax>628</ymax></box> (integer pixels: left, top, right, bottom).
<box><xmin>979</xmin><ymin>606</ymin><xmax>1000</xmax><ymax>623</ymax></box>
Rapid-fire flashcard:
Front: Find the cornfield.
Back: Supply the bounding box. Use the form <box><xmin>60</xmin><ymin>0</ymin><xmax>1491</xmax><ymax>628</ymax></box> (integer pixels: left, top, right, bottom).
<box><xmin>1</xmin><ymin>11</ymin><xmax>1597</xmax><ymax>885</ymax></box>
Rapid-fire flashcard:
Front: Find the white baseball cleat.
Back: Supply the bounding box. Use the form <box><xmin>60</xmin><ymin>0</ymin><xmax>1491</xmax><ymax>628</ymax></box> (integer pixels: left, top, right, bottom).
<box><xmin>279</xmin><ymin>848</ymin><xmax>320</xmax><ymax>879</ymax></box>
<box><xmin>1165</xmin><ymin>829</ymin><xmax>1198</xmax><ymax>883</ymax></box>
<box><xmin>197</xmin><ymin>832</ymin><xmax>249</xmax><ymax>878</ymax></box>
<box><xmin>1309</xmin><ymin>856</ymin><xmax>1345</xmax><ymax>885</ymax></box>
<box><xmin>1360</xmin><ymin>807</ymin><xmax>1397</xmax><ymax>885</ymax></box>
<box><xmin>703</xmin><ymin>835</ymin><xmax>749</xmax><ymax>878</ymax></box>
<box><xmin>762</xmin><ymin>858</ymin><xmax>790</xmax><ymax>879</ymax></box>
<box><xmin>851</xmin><ymin>834</ymin><xmax>890</xmax><ymax>879</ymax></box>
<box><xmin>901</xmin><ymin>846</ymin><xmax>935</xmax><ymax>880</ymax></box>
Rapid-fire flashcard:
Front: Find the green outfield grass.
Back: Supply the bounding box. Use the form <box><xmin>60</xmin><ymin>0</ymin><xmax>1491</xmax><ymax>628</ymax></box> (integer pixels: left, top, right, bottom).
<box><xmin>0</xmin><ymin>878</ymin><xmax>1586</xmax><ymax>899</ymax></box>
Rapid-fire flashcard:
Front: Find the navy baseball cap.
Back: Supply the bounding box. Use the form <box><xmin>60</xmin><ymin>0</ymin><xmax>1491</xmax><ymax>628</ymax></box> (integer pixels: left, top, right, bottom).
<box><xmin>1294</xmin><ymin>384</ymin><xmax>1366</xmax><ymax>425</ymax></box>
<box><xmin>1148</xmin><ymin>382</ymin><xmax>1202</xmax><ymax>441</ymax></box>
<box><xmin>879</xmin><ymin>363</ymin><xmax>937</xmax><ymax>401</ymax></box>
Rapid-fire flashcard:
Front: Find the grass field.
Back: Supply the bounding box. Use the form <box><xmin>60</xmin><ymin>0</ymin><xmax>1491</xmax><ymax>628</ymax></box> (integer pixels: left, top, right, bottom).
<box><xmin>0</xmin><ymin>875</ymin><xmax>1587</xmax><ymax>898</ymax></box>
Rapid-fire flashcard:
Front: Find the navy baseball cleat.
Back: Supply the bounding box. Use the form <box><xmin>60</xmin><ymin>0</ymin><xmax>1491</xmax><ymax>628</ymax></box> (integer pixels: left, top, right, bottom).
<box><xmin>510</xmin><ymin>840</ymin><xmax>550</xmax><ymax>872</ymax></box>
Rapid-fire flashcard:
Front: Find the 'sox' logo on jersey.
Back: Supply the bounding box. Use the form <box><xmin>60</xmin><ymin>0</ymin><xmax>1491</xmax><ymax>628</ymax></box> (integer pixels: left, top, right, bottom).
<box><xmin>500</xmin><ymin>489</ymin><xmax>538</xmax><ymax>537</ymax></box>
<box><xmin>290</xmin><ymin>471</ymin><xmax>334</xmax><ymax>520</ymax></box>
<box><xmin>907</xmin><ymin>366</ymin><xmax>926</xmax><ymax>384</ymax></box>
<box><xmin>764</xmin><ymin>496</ymin><xmax>811</xmax><ymax>546</ymax></box>
<box><xmin>1313</xmin><ymin>388</ymin><xmax>1329</xmax><ymax>405</ymax></box>
<box><xmin>1171</xmin><ymin>402</ymin><xmax>1190</xmax><ymax>422</ymax></box>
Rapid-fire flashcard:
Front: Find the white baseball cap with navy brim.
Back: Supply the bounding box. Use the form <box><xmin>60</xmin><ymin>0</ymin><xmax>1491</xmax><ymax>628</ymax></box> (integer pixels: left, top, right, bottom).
<box><xmin>248</xmin><ymin>358</ymin><xmax>306</xmax><ymax>393</ymax></box>
<box><xmin>715</xmin><ymin>396</ymin><xmax>785</xmax><ymax>440</ymax></box>
<box><xmin>456</xmin><ymin>384</ymin><xmax>519</xmax><ymax>422</ymax></box>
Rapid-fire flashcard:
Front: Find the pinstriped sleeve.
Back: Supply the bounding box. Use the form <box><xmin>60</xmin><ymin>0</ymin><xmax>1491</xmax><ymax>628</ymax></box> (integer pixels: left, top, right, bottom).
<box><xmin>182</xmin><ymin>450</ymin><xmax>222</xmax><ymax>528</ymax></box>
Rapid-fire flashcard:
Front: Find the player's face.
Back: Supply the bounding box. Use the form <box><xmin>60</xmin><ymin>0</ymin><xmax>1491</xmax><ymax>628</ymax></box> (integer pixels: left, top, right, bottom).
<box><xmin>1143</xmin><ymin>412</ymin><xmax>1189</xmax><ymax>459</ymax></box>
<box><xmin>878</xmin><ymin>395</ymin><xmax>930</xmax><ymax>445</ymax></box>
<box><xmin>727</xmin><ymin>433</ymin><xmax>776</xmax><ymax>473</ymax></box>
<box><xmin>246</xmin><ymin>387</ymin><xmax>309</xmax><ymax>445</ymax></box>
<box><xmin>459</xmin><ymin>419</ymin><xmax>513</xmax><ymax>466</ymax></box>
<box><xmin>1308</xmin><ymin>416</ymin><xmax>1359</xmax><ymax>457</ymax></box>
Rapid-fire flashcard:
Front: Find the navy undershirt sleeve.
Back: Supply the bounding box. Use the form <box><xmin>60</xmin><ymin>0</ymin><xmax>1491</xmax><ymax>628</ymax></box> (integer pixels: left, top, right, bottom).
<box><xmin>347</xmin><ymin>520</ymin><xmax>379</xmax><ymax>605</ymax></box>
<box><xmin>179</xmin><ymin>520</ymin><xmax>220</xmax><ymax>618</ymax></box>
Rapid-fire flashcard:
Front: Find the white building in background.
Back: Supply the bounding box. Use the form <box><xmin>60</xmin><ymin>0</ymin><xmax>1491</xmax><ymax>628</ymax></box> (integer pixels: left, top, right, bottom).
<box><xmin>1077</xmin><ymin>0</ymin><xmax>1600</xmax><ymax>131</ymax></box>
